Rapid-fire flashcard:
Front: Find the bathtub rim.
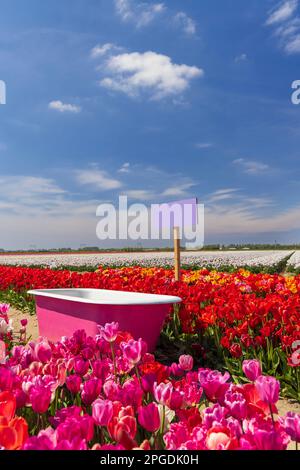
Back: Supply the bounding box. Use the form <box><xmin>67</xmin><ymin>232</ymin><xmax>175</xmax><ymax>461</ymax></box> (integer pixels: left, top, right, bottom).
<box><xmin>28</xmin><ymin>288</ymin><xmax>182</xmax><ymax>306</ymax></box>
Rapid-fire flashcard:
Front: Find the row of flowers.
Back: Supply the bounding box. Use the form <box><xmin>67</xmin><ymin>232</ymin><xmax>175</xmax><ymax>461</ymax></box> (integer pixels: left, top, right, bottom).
<box><xmin>0</xmin><ymin>310</ymin><xmax>299</xmax><ymax>451</ymax></box>
<box><xmin>0</xmin><ymin>265</ymin><xmax>299</xmax><ymax>398</ymax></box>
<box><xmin>0</xmin><ymin>250</ymin><xmax>292</xmax><ymax>271</ymax></box>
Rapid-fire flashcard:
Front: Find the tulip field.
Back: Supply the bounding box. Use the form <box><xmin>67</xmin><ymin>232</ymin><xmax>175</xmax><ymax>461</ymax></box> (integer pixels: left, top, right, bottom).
<box><xmin>0</xmin><ymin>256</ymin><xmax>300</xmax><ymax>450</ymax></box>
<box><xmin>0</xmin><ymin>249</ymin><xmax>294</xmax><ymax>272</ymax></box>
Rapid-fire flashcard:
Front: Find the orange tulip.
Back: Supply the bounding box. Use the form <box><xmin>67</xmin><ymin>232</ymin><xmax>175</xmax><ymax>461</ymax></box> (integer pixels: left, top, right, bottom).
<box><xmin>0</xmin><ymin>391</ymin><xmax>28</xmax><ymax>449</ymax></box>
<box><xmin>0</xmin><ymin>391</ymin><xmax>16</xmax><ymax>421</ymax></box>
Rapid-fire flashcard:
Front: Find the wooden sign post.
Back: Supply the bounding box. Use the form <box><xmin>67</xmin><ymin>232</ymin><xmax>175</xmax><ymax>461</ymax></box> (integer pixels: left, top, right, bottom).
<box><xmin>154</xmin><ymin>198</ymin><xmax>197</xmax><ymax>282</ymax></box>
<box><xmin>173</xmin><ymin>226</ymin><xmax>181</xmax><ymax>281</ymax></box>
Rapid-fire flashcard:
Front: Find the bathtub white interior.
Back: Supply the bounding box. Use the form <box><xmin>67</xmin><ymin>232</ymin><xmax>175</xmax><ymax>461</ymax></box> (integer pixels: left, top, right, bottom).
<box><xmin>27</xmin><ymin>288</ymin><xmax>182</xmax><ymax>305</ymax></box>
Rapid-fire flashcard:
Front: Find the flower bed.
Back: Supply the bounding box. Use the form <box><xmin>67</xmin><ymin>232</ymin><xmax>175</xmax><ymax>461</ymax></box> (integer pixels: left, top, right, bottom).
<box><xmin>0</xmin><ymin>250</ymin><xmax>292</xmax><ymax>272</ymax></box>
<box><xmin>0</xmin><ymin>309</ymin><xmax>299</xmax><ymax>451</ymax></box>
<box><xmin>0</xmin><ymin>265</ymin><xmax>299</xmax><ymax>399</ymax></box>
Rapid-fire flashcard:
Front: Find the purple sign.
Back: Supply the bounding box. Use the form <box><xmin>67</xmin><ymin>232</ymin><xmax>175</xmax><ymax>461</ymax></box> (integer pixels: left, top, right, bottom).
<box><xmin>152</xmin><ymin>198</ymin><xmax>198</xmax><ymax>230</ymax></box>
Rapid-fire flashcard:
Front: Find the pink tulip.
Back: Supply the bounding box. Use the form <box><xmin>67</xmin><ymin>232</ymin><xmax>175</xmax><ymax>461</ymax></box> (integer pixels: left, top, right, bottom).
<box><xmin>153</xmin><ymin>382</ymin><xmax>173</xmax><ymax>406</ymax></box>
<box><xmin>170</xmin><ymin>362</ymin><xmax>184</xmax><ymax>377</ymax></box>
<box><xmin>281</xmin><ymin>412</ymin><xmax>300</xmax><ymax>442</ymax></box>
<box><xmin>34</xmin><ymin>341</ymin><xmax>52</xmax><ymax>363</ymax></box>
<box><xmin>29</xmin><ymin>385</ymin><xmax>51</xmax><ymax>414</ymax></box>
<box><xmin>179</xmin><ymin>355</ymin><xmax>194</xmax><ymax>371</ymax></box>
<box><xmin>20</xmin><ymin>319</ymin><xmax>28</xmax><ymax>327</ymax></box>
<box><xmin>245</xmin><ymin>422</ymin><xmax>289</xmax><ymax>450</ymax></box>
<box><xmin>121</xmin><ymin>339</ymin><xmax>142</xmax><ymax>365</ymax></box>
<box><xmin>81</xmin><ymin>378</ymin><xmax>102</xmax><ymax>406</ymax></box>
<box><xmin>0</xmin><ymin>303</ymin><xmax>10</xmax><ymax>314</ymax></box>
<box><xmin>23</xmin><ymin>435</ymin><xmax>55</xmax><ymax>450</ymax></box>
<box><xmin>141</xmin><ymin>373</ymin><xmax>156</xmax><ymax>393</ymax></box>
<box><xmin>198</xmin><ymin>369</ymin><xmax>230</xmax><ymax>402</ymax></box>
<box><xmin>66</xmin><ymin>375</ymin><xmax>82</xmax><ymax>394</ymax></box>
<box><xmin>0</xmin><ymin>366</ymin><xmax>15</xmax><ymax>391</ymax></box>
<box><xmin>50</xmin><ymin>406</ymin><xmax>82</xmax><ymax>428</ymax></box>
<box><xmin>92</xmin><ymin>360</ymin><xmax>110</xmax><ymax>380</ymax></box>
<box><xmin>181</xmin><ymin>382</ymin><xmax>203</xmax><ymax>407</ymax></box>
<box><xmin>56</xmin><ymin>438</ymin><xmax>87</xmax><ymax>450</ymax></box>
<box><xmin>56</xmin><ymin>415</ymin><xmax>94</xmax><ymax>442</ymax></box>
<box><xmin>242</xmin><ymin>360</ymin><xmax>262</xmax><ymax>382</ymax></box>
<box><xmin>255</xmin><ymin>375</ymin><xmax>280</xmax><ymax>405</ymax></box>
<box><xmin>202</xmin><ymin>403</ymin><xmax>227</xmax><ymax>429</ymax></box>
<box><xmin>98</xmin><ymin>322</ymin><xmax>119</xmax><ymax>342</ymax></box>
<box><xmin>164</xmin><ymin>422</ymin><xmax>192</xmax><ymax>450</ymax></box>
<box><xmin>103</xmin><ymin>379</ymin><xmax>122</xmax><ymax>401</ymax></box>
<box><xmin>74</xmin><ymin>358</ymin><xmax>89</xmax><ymax>376</ymax></box>
<box><xmin>138</xmin><ymin>403</ymin><xmax>160</xmax><ymax>432</ymax></box>
<box><xmin>122</xmin><ymin>378</ymin><xmax>143</xmax><ymax>409</ymax></box>
<box><xmin>169</xmin><ymin>390</ymin><xmax>184</xmax><ymax>410</ymax></box>
<box><xmin>92</xmin><ymin>398</ymin><xmax>114</xmax><ymax>426</ymax></box>
<box><xmin>224</xmin><ymin>391</ymin><xmax>247</xmax><ymax>420</ymax></box>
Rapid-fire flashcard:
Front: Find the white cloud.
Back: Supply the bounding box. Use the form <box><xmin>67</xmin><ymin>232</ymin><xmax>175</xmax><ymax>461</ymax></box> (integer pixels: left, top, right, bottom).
<box><xmin>0</xmin><ymin>176</ymin><xmax>66</xmax><ymax>200</ymax></box>
<box><xmin>285</xmin><ymin>32</ymin><xmax>300</xmax><ymax>51</ymax></box>
<box><xmin>234</xmin><ymin>53</ymin><xmax>248</xmax><ymax>63</ymax></box>
<box><xmin>49</xmin><ymin>100</ymin><xmax>81</xmax><ymax>113</ymax></box>
<box><xmin>115</xmin><ymin>0</ymin><xmax>165</xmax><ymax>28</ymax></box>
<box><xmin>99</xmin><ymin>51</ymin><xmax>203</xmax><ymax>100</ymax></box>
<box><xmin>161</xmin><ymin>181</ymin><xmax>195</xmax><ymax>197</ymax></box>
<box><xmin>75</xmin><ymin>168</ymin><xmax>122</xmax><ymax>190</ymax></box>
<box><xmin>233</xmin><ymin>158</ymin><xmax>270</xmax><ymax>175</ymax></box>
<box><xmin>205</xmin><ymin>201</ymin><xmax>300</xmax><ymax>235</ymax></box>
<box><xmin>125</xmin><ymin>189</ymin><xmax>155</xmax><ymax>200</ymax></box>
<box><xmin>275</xmin><ymin>16</ymin><xmax>300</xmax><ymax>36</ymax></box>
<box><xmin>0</xmin><ymin>175</ymin><xmax>75</xmax><ymax>219</ymax></box>
<box><xmin>118</xmin><ymin>162</ymin><xmax>131</xmax><ymax>173</ymax></box>
<box><xmin>195</xmin><ymin>142</ymin><xmax>213</xmax><ymax>149</ymax></box>
<box><xmin>90</xmin><ymin>43</ymin><xmax>123</xmax><ymax>58</ymax></box>
<box><xmin>173</xmin><ymin>12</ymin><xmax>196</xmax><ymax>36</ymax></box>
<box><xmin>266</xmin><ymin>0</ymin><xmax>298</xmax><ymax>25</ymax></box>
<box><xmin>266</xmin><ymin>1</ymin><xmax>300</xmax><ymax>54</ymax></box>
<box><xmin>206</xmin><ymin>188</ymin><xmax>239</xmax><ymax>203</ymax></box>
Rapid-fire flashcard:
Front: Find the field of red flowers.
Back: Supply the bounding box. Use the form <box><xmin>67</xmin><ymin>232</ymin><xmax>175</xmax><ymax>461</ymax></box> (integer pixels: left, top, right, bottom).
<box><xmin>0</xmin><ymin>265</ymin><xmax>299</xmax><ymax>402</ymax></box>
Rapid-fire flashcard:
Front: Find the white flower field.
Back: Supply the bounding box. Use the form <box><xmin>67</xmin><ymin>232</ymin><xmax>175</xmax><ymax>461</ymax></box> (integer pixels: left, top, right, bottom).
<box><xmin>0</xmin><ymin>250</ymin><xmax>294</xmax><ymax>270</ymax></box>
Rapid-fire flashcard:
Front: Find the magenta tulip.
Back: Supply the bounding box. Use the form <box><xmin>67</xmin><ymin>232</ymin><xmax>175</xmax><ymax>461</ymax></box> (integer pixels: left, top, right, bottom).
<box><xmin>121</xmin><ymin>339</ymin><xmax>142</xmax><ymax>365</ymax></box>
<box><xmin>179</xmin><ymin>355</ymin><xmax>194</xmax><ymax>371</ymax></box>
<box><xmin>34</xmin><ymin>341</ymin><xmax>52</xmax><ymax>363</ymax></box>
<box><xmin>92</xmin><ymin>398</ymin><xmax>114</xmax><ymax>426</ymax></box>
<box><xmin>281</xmin><ymin>412</ymin><xmax>300</xmax><ymax>442</ymax></box>
<box><xmin>255</xmin><ymin>375</ymin><xmax>280</xmax><ymax>405</ymax></box>
<box><xmin>98</xmin><ymin>322</ymin><xmax>119</xmax><ymax>342</ymax></box>
<box><xmin>30</xmin><ymin>385</ymin><xmax>51</xmax><ymax>414</ymax></box>
<box><xmin>74</xmin><ymin>358</ymin><xmax>89</xmax><ymax>376</ymax></box>
<box><xmin>153</xmin><ymin>381</ymin><xmax>173</xmax><ymax>406</ymax></box>
<box><xmin>81</xmin><ymin>378</ymin><xmax>102</xmax><ymax>405</ymax></box>
<box><xmin>242</xmin><ymin>360</ymin><xmax>262</xmax><ymax>382</ymax></box>
<box><xmin>66</xmin><ymin>375</ymin><xmax>82</xmax><ymax>394</ymax></box>
<box><xmin>0</xmin><ymin>303</ymin><xmax>10</xmax><ymax>314</ymax></box>
<box><xmin>138</xmin><ymin>403</ymin><xmax>160</xmax><ymax>432</ymax></box>
<box><xmin>224</xmin><ymin>391</ymin><xmax>247</xmax><ymax>420</ymax></box>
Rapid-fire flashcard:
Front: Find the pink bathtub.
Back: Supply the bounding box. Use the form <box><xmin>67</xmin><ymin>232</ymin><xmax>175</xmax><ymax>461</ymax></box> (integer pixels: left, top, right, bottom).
<box><xmin>28</xmin><ymin>288</ymin><xmax>182</xmax><ymax>351</ymax></box>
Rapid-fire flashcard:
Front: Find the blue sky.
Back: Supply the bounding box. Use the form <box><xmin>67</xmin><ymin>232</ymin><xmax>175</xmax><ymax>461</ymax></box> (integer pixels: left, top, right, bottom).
<box><xmin>0</xmin><ymin>0</ymin><xmax>300</xmax><ymax>249</ymax></box>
